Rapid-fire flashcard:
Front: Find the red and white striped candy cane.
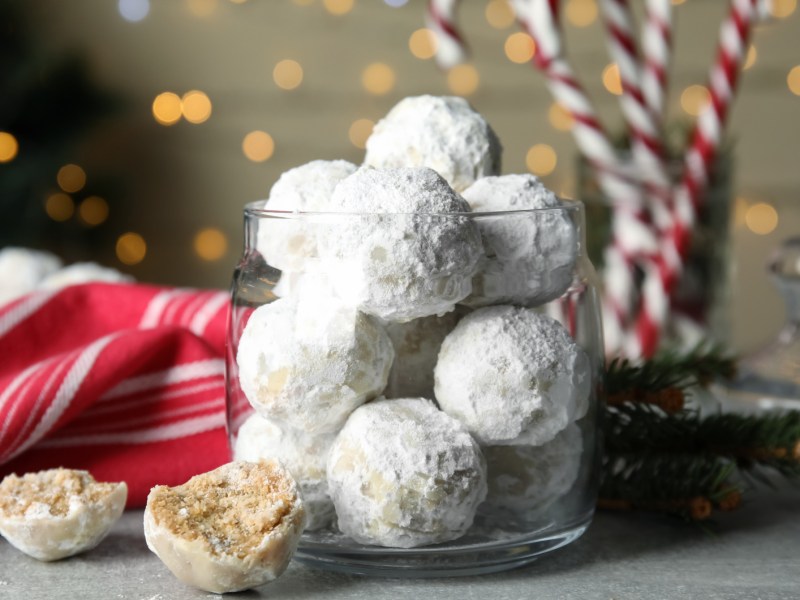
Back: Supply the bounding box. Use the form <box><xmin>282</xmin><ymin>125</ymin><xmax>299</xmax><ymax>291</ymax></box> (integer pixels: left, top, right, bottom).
<box><xmin>599</xmin><ymin>0</ymin><xmax>672</xmax><ymax>227</ymax></box>
<box><xmin>634</xmin><ymin>0</ymin><xmax>758</xmax><ymax>357</ymax></box>
<box><xmin>641</xmin><ymin>0</ymin><xmax>673</xmax><ymax>123</ymax></box>
<box><xmin>510</xmin><ymin>0</ymin><xmax>660</xmax><ymax>356</ymax></box>
<box><xmin>426</xmin><ymin>0</ymin><xmax>468</xmax><ymax>70</ymax></box>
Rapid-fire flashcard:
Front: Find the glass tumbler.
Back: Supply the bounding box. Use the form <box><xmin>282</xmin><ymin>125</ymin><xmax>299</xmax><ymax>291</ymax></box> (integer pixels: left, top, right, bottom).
<box><xmin>226</xmin><ymin>201</ymin><xmax>604</xmax><ymax>577</ymax></box>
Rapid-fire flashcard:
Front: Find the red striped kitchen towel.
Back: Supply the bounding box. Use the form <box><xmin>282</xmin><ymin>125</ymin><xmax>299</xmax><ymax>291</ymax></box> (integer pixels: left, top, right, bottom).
<box><xmin>0</xmin><ymin>283</ymin><xmax>232</xmax><ymax>507</ymax></box>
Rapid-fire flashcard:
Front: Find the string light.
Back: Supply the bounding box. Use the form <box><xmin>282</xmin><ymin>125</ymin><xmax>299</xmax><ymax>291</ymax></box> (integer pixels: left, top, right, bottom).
<box><xmin>116</xmin><ymin>232</ymin><xmax>147</xmax><ymax>265</ymax></box>
<box><xmin>447</xmin><ymin>64</ymin><xmax>479</xmax><ymax>96</ymax></box>
<box><xmin>504</xmin><ymin>32</ymin><xmax>536</xmax><ymax>64</ymax></box>
<box><xmin>45</xmin><ymin>193</ymin><xmax>74</xmax><ymax>222</ymax></box>
<box><xmin>408</xmin><ymin>28</ymin><xmax>437</xmax><ymax>60</ymax></box>
<box><xmin>182</xmin><ymin>90</ymin><xmax>212</xmax><ymax>124</ymax></box>
<box><xmin>152</xmin><ymin>92</ymin><xmax>182</xmax><ymax>126</ymax></box>
<box><xmin>57</xmin><ymin>164</ymin><xmax>86</xmax><ymax>194</ymax></box>
<box><xmin>0</xmin><ymin>132</ymin><xmax>18</xmax><ymax>163</ymax></box>
<box><xmin>362</xmin><ymin>63</ymin><xmax>396</xmax><ymax>95</ymax></box>
<box><xmin>194</xmin><ymin>228</ymin><xmax>228</xmax><ymax>261</ymax></box>
<box><xmin>526</xmin><ymin>144</ymin><xmax>558</xmax><ymax>176</ymax></box>
<box><xmin>323</xmin><ymin>0</ymin><xmax>354</xmax><ymax>15</ymax></box>
<box><xmin>680</xmin><ymin>85</ymin><xmax>710</xmax><ymax>116</ymax></box>
<box><xmin>602</xmin><ymin>63</ymin><xmax>623</xmax><ymax>96</ymax></box>
<box><xmin>548</xmin><ymin>103</ymin><xmax>574</xmax><ymax>132</ymax></box>
<box><xmin>770</xmin><ymin>0</ymin><xmax>797</xmax><ymax>19</ymax></box>
<box><xmin>118</xmin><ymin>0</ymin><xmax>149</xmax><ymax>22</ymax></box>
<box><xmin>273</xmin><ymin>59</ymin><xmax>304</xmax><ymax>90</ymax></box>
<box><xmin>243</xmin><ymin>131</ymin><xmax>275</xmax><ymax>162</ymax></box>
<box><xmin>348</xmin><ymin>118</ymin><xmax>374</xmax><ymax>149</ymax></box>
<box><xmin>185</xmin><ymin>0</ymin><xmax>218</xmax><ymax>17</ymax></box>
<box><xmin>485</xmin><ymin>0</ymin><xmax>514</xmax><ymax>29</ymax></box>
<box><xmin>565</xmin><ymin>0</ymin><xmax>598</xmax><ymax>28</ymax></box>
<box><xmin>79</xmin><ymin>196</ymin><xmax>110</xmax><ymax>226</ymax></box>
<box><xmin>788</xmin><ymin>66</ymin><xmax>800</xmax><ymax>96</ymax></box>
<box><xmin>745</xmin><ymin>202</ymin><xmax>779</xmax><ymax>235</ymax></box>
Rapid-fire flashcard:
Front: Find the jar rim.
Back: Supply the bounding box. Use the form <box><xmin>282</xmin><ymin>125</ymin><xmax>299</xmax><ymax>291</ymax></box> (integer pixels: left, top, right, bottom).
<box><xmin>243</xmin><ymin>199</ymin><xmax>585</xmax><ymax>219</ymax></box>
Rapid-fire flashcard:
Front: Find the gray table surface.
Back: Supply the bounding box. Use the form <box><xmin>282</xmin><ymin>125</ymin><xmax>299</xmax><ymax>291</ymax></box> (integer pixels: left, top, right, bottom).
<box><xmin>1</xmin><ymin>487</ymin><xmax>799</xmax><ymax>600</ymax></box>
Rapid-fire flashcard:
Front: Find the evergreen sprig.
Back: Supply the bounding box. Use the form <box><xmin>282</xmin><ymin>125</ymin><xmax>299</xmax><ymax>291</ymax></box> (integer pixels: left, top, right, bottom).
<box><xmin>600</xmin><ymin>345</ymin><xmax>800</xmax><ymax>521</ymax></box>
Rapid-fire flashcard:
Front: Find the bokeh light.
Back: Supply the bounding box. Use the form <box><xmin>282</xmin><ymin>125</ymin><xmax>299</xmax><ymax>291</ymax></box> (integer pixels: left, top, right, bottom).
<box><xmin>743</xmin><ymin>45</ymin><xmax>757</xmax><ymax>71</ymax></box>
<box><xmin>152</xmin><ymin>92</ymin><xmax>183</xmax><ymax>126</ymax></box>
<box><xmin>323</xmin><ymin>0</ymin><xmax>354</xmax><ymax>15</ymax></box>
<box><xmin>57</xmin><ymin>164</ymin><xmax>86</xmax><ymax>194</ymax></box>
<box><xmin>680</xmin><ymin>85</ymin><xmax>711</xmax><ymax>116</ymax></box>
<box><xmin>671</xmin><ymin>0</ymin><xmax>687</xmax><ymax>5</ymax></box>
<box><xmin>526</xmin><ymin>144</ymin><xmax>558</xmax><ymax>176</ymax></box>
<box><xmin>362</xmin><ymin>63</ymin><xmax>396</xmax><ymax>95</ymax></box>
<box><xmin>194</xmin><ymin>228</ymin><xmax>228</xmax><ymax>261</ymax></box>
<box><xmin>182</xmin><ymin>90</ymin><xmax>212</xmax><ymax>124</ymax></box>
<box><xmin>565</xmin><ymin>0</ymin><xmax>598</xmax><ymax>28</ymax></box>
<box><xmin>116</xmin><ymin>232</ymin><xmax>147</xmax><ymax>265</ymax></box>
<box><xmin>787</xmin><ymin>66</ymin><xmax>800</xmax><ymax>96</ymax></box>
<box><xmin>273</xmin><ymin>59</ymin><xmax>304</xmax><ymax>90</ymax></box>
<box><xmin>409</xmin><ymin>28</ymin><xmax>437</xmax><ymax>60</ymax></box>
<box><xmin>243</xmin><ymin>131</ymin><xmax>275</xmax><ymax>162</ymax></box>
<box><xmin>548</xmin><ymin>103</ymin><xmax>574</xmax><ymax>132</ymax></box>
<box><xmin>447</xmin><ymin>64</ymin><xmax>480</xmax><ymax>96</ymax></box>
<box><xmin>770</xmin><ymin>0</ymin><xmax>797</xmax><ymax>18</ymax></box>
<box><xmin>349</xmin><ymin>118</ymin><xmax>375</xmax><ymax>149</ymax></box>
<box><xmin>504</xmin><ymin>32</ymin><xmax>536</xmax><ymax>64</ymax></box>
<box><xmin>45</xmin><ymin>193</ymin><xmax>75</xmax><ymax>222</ymax></box>
<box><xmin>0</xmin><ymin>132</ymin><xmax>19</xmax><ymax>163</ymax></box>
<box><xmin>118</xmin><ymin>0</ymin><xmax>149</xmax><ymax>22</ymax></box>
<box><xmin>745</xmin><ymin>203</ymin><xmax>779</xmax><ymax>235</ymax></box>
<box><xmin>485</xmin><ymin>0</ymin><xmax>515</xmax><ymax>29</ymax></box>
<box><xmin>185</xmin><ymin>0</ymin><xmax>218</xmax><ymax>17</ymax></box>
<box><xmin>79</xmin><ymin>196</ymin><xmax>110</xmax><ymax>226</ymax></box>
<box><xmin>602</xmin><ymin>63</ymin><xmax>623</xmax><ymax>96</ymax></box>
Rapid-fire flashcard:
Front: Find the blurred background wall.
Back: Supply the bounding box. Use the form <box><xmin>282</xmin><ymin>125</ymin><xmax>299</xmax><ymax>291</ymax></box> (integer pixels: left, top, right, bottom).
<box><xmin>1</xmin><ymin>0</ymin><xmax>798</xmax><ymax>352</ymax></box>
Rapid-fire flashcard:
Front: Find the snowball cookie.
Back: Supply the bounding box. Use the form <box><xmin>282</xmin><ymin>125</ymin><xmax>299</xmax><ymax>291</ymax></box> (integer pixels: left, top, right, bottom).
<box><xmin>39</xmin><ymin>262</ymin><xmax>133</xmax><ymax>290</ymax></box>
<box><xmin>364</xmin><ymin>95</ymin><xmax>502</xmax><ymax>193</ymax></box>
<box><xmin>385</xmin><ymin>309</ymin><xmax>465</xmax><ymax>398</ymax></box>
<box><xmin>236</xmin><ymin>295</ymin><xmax>394</xmax><ymax>434</ymax></box>
<box><xmin>234</xmin><ymin>413</ymin><xmax>335</xmax><ymax>530</ymax></box>
<box><xmin>434</xmin><ymin>306</ymin><xmax>591</xmax><ymax>446</ymax></box>
<box><xmin>327</xmin><ymin>397</ymin><xmax>487</xmax><ymax>548</ymax></box>
<box><xmin>322</xmin><ymin>166</ymin><xmax>484</xmax><ymax>322</ymax></box>
<box><xmin>257</xmin><ymin>160</ymin><xmax>358</xmax><ymax>272</ymax></box>
<box><xmin>0</xmin><ymin>468</ymin><xmax>127</xmax><ymax>561</ymax></box>
<box><xmin>461</xmin><ymin>174</ymin><xmax>577</xmax><ymax>308</ymax></box>
<box><xmin>144</xmin><ymin>460</ymin><xmax>306</xmax><ymax>594</ymax></box>
<box><xmin>481</xmin><ymin>424</ymin><xmax>583</xmax><ymax>516</ymax></box>
<box><xmin>0</xmin><ymin>246</ymin><xmax>62</xmax><ymax>305</ymax></box>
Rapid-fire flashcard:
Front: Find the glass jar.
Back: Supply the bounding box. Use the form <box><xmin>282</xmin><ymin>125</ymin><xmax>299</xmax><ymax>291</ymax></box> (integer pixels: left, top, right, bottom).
<box><xmin>225</xmin><ymin>201</ymin><xmax>604</xmax><ymax>576</ymax></box>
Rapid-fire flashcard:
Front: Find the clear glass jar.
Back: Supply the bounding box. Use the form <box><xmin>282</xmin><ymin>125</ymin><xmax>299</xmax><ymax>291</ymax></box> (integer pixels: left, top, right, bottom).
<box><xmin>225</xmin><ymin>201</ymin><xmax>604</xmax><ymax>576</ymax></box>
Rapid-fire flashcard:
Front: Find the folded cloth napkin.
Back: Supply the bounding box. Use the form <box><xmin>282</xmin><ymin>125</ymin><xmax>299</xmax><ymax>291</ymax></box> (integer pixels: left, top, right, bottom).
<box><xmin>0</xmin><ymin>283</ymin><xmax>232</xmax><ymax>507</ymax></box>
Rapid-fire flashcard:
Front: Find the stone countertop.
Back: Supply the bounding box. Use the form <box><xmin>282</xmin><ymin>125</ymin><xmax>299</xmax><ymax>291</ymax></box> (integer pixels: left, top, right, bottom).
<box><xmin>1</xmin><ymin>488</ymin><xmax>799</xmax><ymax>600</ymax></box>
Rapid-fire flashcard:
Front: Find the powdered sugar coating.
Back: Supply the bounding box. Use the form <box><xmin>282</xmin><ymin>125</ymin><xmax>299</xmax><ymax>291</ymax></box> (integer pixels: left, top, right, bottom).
<box><xmin>233</xmin><ymin>414</ymin><xmax>335</xmax><ymax>531</ymax></box>
<box><xmin>434</xmin><ymin>306</ymin><xmax>591</xmax><ymax>446</ymax></box>
<box><xmin>364</xmin><ymin>95</ymin><xmax>502</xmax><ymax>193</ymax></box>
<box><xmin>257</xmin><ymin>160</ymin><xmax>357</xmax><ymax>272</ymax></box>
<box><xmin>461</xmin><ymin>174</ymin><xmax>577</xmax><ymax>308</ymax></box>
<box><xmin>321</xmin><ymin>166</ymin><xmax>484</xmax><ymax>322</ymax></box>
<box><xmin>327</xmin><ymin>397</ymin><xmax>487</xmax><ymax>548</ymax></box>
<box><xmin>385</xmin><ymin>309</ymin><xmax>465</xmax><ymax>399</ymax></box>
<box><xmin>236</xmin><ymin>296</ymin><xmax>394</xmax><ymax>434</ymax></box>
<box><xmin>39</xmin><ymin>262</ymin><xmax>133</xmax><ymax>290</ymax></box>
<box><xmin>0</xmin><ymin>247</ymin><xmax>62</xmax><ymax>305</ymax></box>
<box><xmin>481</xmin><ymin>423</ymin><xmax>583</xmax><ymax>516</ymax></box>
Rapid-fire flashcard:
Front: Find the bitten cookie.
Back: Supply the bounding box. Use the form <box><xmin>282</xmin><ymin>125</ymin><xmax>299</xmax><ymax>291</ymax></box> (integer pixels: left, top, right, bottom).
<box><xmin>144</xmin><ymin>460</ymin><xmax>306</xmax><ymax>594</ymax></box>
<box><xmin>0</xmin><ymin>468</ymin><xmax>127</xmax><ymax>561</ymax></box>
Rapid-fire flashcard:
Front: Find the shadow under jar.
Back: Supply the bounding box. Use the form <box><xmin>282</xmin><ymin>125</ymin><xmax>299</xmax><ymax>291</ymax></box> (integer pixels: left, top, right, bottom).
<box><xmin>225</xmin><ymin>201</ymin><xmax>604</xmax><ymax>577</ymax></box>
